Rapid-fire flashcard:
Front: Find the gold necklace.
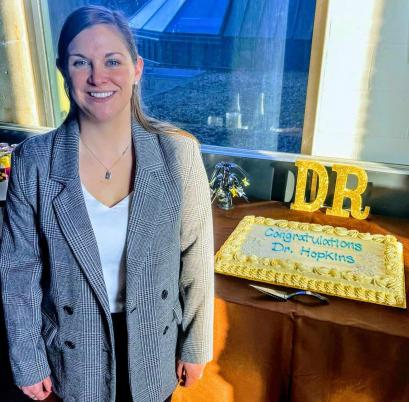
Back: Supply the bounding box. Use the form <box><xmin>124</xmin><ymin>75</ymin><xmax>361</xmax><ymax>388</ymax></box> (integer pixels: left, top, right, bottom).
<box><xmin>80</xmin><ymin>137</ymin><xmax>131</xmax><ymax>180</ymax></box>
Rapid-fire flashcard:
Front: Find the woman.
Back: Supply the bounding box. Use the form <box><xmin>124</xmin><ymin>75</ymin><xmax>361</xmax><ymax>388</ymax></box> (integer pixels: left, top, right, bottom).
<box><xmin>0</xmin><ymin>6</ymin><xmax>214</xmax><ymax>402</ymax></box>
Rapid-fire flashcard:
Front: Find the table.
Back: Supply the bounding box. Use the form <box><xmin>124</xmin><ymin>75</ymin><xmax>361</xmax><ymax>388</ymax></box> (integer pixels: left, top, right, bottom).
<box><xmin>172</xmin><ymin>201</ymin><xmax>409</xmax><ymax>402</ymax></box>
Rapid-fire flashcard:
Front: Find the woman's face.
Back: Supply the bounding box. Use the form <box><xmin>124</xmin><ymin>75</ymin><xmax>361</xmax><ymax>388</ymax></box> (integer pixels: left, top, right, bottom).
<box><xmin>66</xmin><ymin>24</ymin><xmax>143</xmax><ymax>124</ymax></box>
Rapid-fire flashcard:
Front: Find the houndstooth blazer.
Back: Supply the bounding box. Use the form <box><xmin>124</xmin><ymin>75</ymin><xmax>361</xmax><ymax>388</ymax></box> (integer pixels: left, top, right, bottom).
<box><xmin>0</xmin><ymin>118</ymin><xmax>214</xmax><ymax>402</ymax></box>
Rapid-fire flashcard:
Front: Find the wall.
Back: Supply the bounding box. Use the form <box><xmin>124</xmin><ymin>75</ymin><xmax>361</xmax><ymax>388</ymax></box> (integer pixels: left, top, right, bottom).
<box><xmin>311</xmin><ymin>0</ymin><xmax>409</xmax><ymax>165</ymax></box>
<box><xmin>0</xmin><ymin>1</ymin><xmax>39</xmax><ymax>126</ymax></box>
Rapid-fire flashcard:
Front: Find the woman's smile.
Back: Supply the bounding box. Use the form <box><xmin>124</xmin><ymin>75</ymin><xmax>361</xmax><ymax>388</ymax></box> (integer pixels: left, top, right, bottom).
<box><xmin>87</xmin><ymin>90</ymin><xmax>116</xmax><ymax>102</ymax></box>
<box><xmin>88</xmin><ymin>91</ymin><xmax>115</xmax><ymax>99</ymax></box>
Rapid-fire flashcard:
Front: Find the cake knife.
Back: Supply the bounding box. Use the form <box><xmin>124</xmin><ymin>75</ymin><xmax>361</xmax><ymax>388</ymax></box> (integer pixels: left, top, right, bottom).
<box><xmin>249</xmin><ymin>284</ymin><xmax>329</xmax><ymax>303</ymax></box>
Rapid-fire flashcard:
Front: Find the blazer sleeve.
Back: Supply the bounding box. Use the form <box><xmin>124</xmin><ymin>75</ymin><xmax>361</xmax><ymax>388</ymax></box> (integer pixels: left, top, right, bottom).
<box><xmin>0</xmin><ymin>148</ymin><xmax>51</xmax><ymax>386</ymax></box>
<box><xmin>178</xmin><ymin>140</ymin><xmax>214</xmax><ymax>364</ymax></box>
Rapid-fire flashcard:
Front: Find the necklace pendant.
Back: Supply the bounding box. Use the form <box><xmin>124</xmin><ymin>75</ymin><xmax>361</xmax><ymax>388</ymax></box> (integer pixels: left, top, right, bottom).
<box><xmin>105</xmin><ymin>170</ymin><xmax>112</xmax><ymax>180</ymax></box>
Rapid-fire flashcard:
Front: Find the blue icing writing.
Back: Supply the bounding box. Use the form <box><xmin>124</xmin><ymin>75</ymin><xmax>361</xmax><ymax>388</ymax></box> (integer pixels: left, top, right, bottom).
<box><xmin>300</xmin><ymin>246</ymin><xmax>355</xmax><ymax>264</ymax></box>
<box><xmin>264</xmin><ymin>228</ymin><xmax>362</xmax><ymax>252</ymax></box>
<box><xmin>271</xmin><ymin>242</ymin><xmax>293</xmax><ymax>254</ymax></box>
<box><xmin>265</xmin><ymin>228</ymin><xmax>293</xmax><ymax>243</ymax></box>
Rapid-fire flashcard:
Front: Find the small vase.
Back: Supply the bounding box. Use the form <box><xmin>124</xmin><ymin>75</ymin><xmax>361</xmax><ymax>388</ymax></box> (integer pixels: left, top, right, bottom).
<box><xmin>217</xmin><ymin>191</ymin><xmax>234</xmax><ymax>210</ymax></box>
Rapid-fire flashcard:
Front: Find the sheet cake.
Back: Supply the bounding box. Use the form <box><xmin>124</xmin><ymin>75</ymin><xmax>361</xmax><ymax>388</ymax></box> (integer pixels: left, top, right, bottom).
<box><xmin>215</xmin><ymin>215</ymin><xmax>406</xmax><ymax>308</ymax></box>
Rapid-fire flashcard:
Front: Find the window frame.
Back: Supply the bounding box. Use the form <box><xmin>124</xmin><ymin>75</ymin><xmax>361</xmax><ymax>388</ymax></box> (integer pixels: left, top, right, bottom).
<box><xmin>24</xmin><ymin>0</ymin><xmax>61</xmax><ymax>127</ymax></box>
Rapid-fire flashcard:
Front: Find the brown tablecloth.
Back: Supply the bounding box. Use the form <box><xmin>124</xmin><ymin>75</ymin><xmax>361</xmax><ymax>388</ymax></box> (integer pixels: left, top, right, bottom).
<box><xmin>172</xmin><ymin>201</ymin><xmax>409</xmax><ymax>402</ymax></box>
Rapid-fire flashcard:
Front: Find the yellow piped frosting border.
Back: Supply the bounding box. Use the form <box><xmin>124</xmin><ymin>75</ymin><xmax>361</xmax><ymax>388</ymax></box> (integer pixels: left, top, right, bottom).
<box><xmin>215</xmin><ymin>216</ymin><xmax>406</xmax><ymax>308</ymax></box>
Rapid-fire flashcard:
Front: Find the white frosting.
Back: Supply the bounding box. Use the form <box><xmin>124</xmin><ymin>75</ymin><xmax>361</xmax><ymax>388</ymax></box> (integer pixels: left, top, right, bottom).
<box><xmin>241</xmin><ymin>224</ymin><xmax>385</xmax><ymax>276</ymax></box>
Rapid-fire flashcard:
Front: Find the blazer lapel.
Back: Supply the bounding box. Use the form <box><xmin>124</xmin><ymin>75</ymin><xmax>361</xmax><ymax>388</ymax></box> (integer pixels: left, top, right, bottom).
<box><xmin>125</xmin><ymin>121</ymin><xmax>166</xmax><ymax>305</ymax></box>
<box><xmin>50</xmin><ymin>120</ymin><xmax>110</xmax><ymax>319</ymax></box>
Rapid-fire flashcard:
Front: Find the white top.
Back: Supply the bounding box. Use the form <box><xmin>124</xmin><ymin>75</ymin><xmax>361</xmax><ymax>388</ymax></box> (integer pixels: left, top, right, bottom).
<box><xmin>82</xmin><ymin>184</ymin><xmax>133</xmax><ymax>313</ymax></box>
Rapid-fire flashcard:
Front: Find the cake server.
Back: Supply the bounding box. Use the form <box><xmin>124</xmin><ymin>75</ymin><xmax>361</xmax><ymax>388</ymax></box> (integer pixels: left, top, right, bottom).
<box><xmin>249</xmin><ymin>284</ymin><xmax>329</xmax><ymax>303</ymax></box>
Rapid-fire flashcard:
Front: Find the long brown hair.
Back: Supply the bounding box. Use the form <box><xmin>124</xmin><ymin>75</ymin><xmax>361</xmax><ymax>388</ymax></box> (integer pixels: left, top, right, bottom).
<box><xmin>56</xmin><ymin>5</ymin><xmax>184</xmax><ymax>137</ymax></box>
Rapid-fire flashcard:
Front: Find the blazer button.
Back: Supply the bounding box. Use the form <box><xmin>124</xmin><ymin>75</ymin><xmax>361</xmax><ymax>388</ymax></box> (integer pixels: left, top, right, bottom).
<box><xmin>161</xmin><ymin>290</ymin><xmax>168</xmax><ymax>300</ymax></box>
<box><xmin>163</xmin><ymin>326</ymin><xmax>169</xmax><ymax>335</ymax></box>
<box><xmin>63</xmin><ymin>306</ymin><xmax>74</xmax><ymax>315</ymax></box>
<box><xmin>64</xmin><ymin>341</ymin><xmax>75</xmax><ymax>349</ymax></box>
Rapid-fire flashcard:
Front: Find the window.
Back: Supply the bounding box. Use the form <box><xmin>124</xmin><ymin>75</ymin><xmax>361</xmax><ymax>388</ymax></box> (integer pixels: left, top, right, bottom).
<box><xmin>44</xmin><ymin>0</ymin><xmax>316</xmax><ymax>154</ymax></box>
<box><xmin>2</xmin><ymin>1</ymin><xmax>408</xmax><ymax>166</ymax></box>
<box><xmin>132</xmin><ymin>0</ymin><xmax>316</xmax><ymax>153</ymax></box>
